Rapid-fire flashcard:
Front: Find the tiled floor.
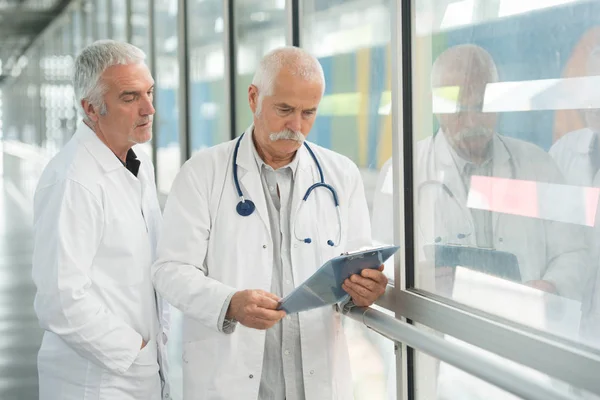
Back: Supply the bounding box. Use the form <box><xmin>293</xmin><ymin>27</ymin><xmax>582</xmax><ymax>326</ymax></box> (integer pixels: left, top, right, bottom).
<box><xmin>0</xmin><ymin>178</ymin><xmax>42</xmax><ymax>400</ymax></box>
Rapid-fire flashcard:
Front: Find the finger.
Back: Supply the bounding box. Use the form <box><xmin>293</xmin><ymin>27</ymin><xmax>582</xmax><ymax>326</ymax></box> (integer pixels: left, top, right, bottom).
<box><xmin>378</xmin><ymin>264</ymin><xmax>384</xmax><ymax>271</ymax></box>
<box><xmin>348</xmin><ymin>275</ymin><xmax>379</xmax><ymax>292</ymax></box>
<box><xmin>343</xmin><ymin>280</ymin><xmax>372</xmax><ymax>299</ymax></box>
<box><xmin>360</xmin><ymin>269</ymin><xmax>389</xmax><ymax>285</ymax></box>
<box><xmin>250</xmin><ymin>307</ymin><xmax>286</xmax><ymax>322</ymax></box>
<box><xmin>253</xmin><ymin>294</ymin><xmax>281</xmax><ymax>310</ymax></box>
<box><xmin>260</xmin><ymin>291</ymin><xmax>282</xmax><ymax>302</ymax></box>
<box><xmin>342</xmin><ymin>284</ymin><xmax>370</xmax><ymax>307</ymax></box>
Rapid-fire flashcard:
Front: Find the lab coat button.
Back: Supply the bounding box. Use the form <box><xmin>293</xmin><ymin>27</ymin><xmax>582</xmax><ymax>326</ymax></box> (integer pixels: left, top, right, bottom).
<box><xmin>310</xmin><ymin>370</ymin><xmax>315</xmax><ymax>375</ymax></box>
<box><xmin>499</xmin><ymin>237</ymin><xmax>504</xmax><ymax>242</ymax></box>
<box><xmin>249</xmin><ymin>374</ymin><xmax>254</xmax><ymax>379</ymax></box>
<box><xmin>263</xmin><ymin>244</ymin><xmax>267</xmax><ymax>249</ymax></box>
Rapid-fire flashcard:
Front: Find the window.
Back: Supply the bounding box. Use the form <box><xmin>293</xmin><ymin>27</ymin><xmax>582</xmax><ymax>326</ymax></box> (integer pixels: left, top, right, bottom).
<box><xmin>234</xmin><ymin>0</ymin><xmax>287</xmax><ymax>135</ymax></box>
<box><xmin>188</xmin><ymin>0</ymin><xmax>228</xmax><ymax>153</ymax></box>
<box><xmin>154</xmin><ymin>0</ymin><xmax>180</xmax><ymax>194</ymax></box>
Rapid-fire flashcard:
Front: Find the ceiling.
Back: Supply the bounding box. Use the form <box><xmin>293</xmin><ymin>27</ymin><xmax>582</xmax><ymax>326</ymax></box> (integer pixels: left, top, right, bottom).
<box><xmin>0</xmin><ymin>0</ymin><xmax>72</xmax><ymax>84</ymax></box>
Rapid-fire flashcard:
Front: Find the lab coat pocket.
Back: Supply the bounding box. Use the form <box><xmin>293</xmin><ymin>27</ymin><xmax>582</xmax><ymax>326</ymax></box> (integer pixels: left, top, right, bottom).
<box><xmin>99</xmin><ymin>339</ymin><xmax>160</xmax><ymax>400</ymax></box>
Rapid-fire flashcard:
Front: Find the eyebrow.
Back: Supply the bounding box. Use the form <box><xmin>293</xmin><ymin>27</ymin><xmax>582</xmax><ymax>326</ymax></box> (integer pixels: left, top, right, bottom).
<box><xmin>119</xmin><ymin>85</ymin><xmax>155</xmax><ymax>98</ymax></box>
<box><xmin>274</xmin><ymin>103</ymin><xmax>317</xmax><ymax>112</ymax></box>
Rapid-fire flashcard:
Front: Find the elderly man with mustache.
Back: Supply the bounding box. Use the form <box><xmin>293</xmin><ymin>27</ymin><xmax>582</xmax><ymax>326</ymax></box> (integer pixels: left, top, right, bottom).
<box><xmin>151</xmin><ymin>46</ymin><xmax>388</xmax><ymax>399</ymax></box>
<box><xmin>373</xmin><ymin>44</ymin><xmax>588</xmax><ymax>301</ymax></box>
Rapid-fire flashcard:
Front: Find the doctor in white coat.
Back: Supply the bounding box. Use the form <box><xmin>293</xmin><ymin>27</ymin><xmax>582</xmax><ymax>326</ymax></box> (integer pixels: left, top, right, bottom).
<box><xmin>32</xmin><ymin>40</ymin><xmax>169</xmax><ymax>400</ymax></box>
<box><xmin>549</xmin><ymin>47</ymin><xmax>600</xmax><ymax>345</ymax></box>
<box><xmin>152</xmin><ymin>46</ymin><xmax>388</xmax><ymax>399</ymax></box>
<box><xmin>374</xmin><ymin>44</ymin><xmax>588</xmax><ymax>300</ymax></box>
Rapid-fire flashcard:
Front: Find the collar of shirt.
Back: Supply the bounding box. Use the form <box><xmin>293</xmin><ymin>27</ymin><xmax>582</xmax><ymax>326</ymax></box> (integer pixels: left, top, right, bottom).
<box><xmin>115</xmin><ymin>148</ymin><xmax>141</xmax><ymax>177</ymax></box>
<box><xmin>250</xmin><ymin>129</ymin><xmax>300</xmax><ymax>177</ymax></box>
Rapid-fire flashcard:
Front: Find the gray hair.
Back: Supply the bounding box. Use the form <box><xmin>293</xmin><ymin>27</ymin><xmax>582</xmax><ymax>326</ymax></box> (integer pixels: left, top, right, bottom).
<box><xmin>252</xmin><ymin>46</ymin><xmax>325</xmax><ymax>115</ymax></box>
<box><xmin>431</xmin><ymin>44</ymin><xmax>499</xmax><ymax>89</ymax></box>
<box><xmin>73</xmin><ymin>40</ymin><xmax>146</xmax><ymax>121</ymax></box>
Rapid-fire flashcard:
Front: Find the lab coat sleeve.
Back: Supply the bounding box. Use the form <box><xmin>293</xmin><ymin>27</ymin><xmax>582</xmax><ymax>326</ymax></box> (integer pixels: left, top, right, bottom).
<box><xmin>152</xmin><ymin>161</ymin><xmax>237</xmax><ymax>333</ymax></box>
<box><xmin>32</xmin><ymin>179</ymin><xmax>143</xmax><ymax>375</ymax></box>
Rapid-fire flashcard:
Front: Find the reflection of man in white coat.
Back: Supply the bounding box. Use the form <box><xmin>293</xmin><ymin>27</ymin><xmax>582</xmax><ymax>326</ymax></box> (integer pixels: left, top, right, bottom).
<box><xmin>374</xmin><ymin>44</ymin><xmax>588</xmax><ymax>300</ymax></box>
<box><xmin>152</xmin><ymin>46</ymin><xmax>388</xmax><ymax>399</ymax></box>
<box><xmin>550</xmin><ymin>47</ymin><xmax>600</xmax><ymax>188</ymax></box>
<box><xmin>549</xmin><ymin>47</ymin><xmax>600</xmax><ymax>345</ymax></box>
<box><xmin>32</xmin><ymin>41</ymin><xmax>169</xmax><ymax>400</ymax></box>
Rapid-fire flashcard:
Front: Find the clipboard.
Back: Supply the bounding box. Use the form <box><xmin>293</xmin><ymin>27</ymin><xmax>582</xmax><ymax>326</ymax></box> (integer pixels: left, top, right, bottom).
<box><xmin>424</xmin><ymin>244</ymin><xmax>521</xmax><ymax>282</ymax></box>
<box><xmin>277</xmin><ymin>245</ymin><xmax>400</xmax><ymax>314</ymax></box>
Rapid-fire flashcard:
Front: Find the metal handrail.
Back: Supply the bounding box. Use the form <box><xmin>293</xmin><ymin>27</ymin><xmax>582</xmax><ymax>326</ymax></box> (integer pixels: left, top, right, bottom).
<box><xmin>345</xmin><ymin>305</ymin><xmax>574</xmax><ymax>400</ymax></box>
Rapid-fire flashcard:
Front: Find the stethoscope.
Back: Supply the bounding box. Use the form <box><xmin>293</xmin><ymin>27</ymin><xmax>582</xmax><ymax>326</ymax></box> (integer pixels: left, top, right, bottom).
<box><xmin>417</xmin><ymin>134</ymin><xmax>517</xmax><ymax>245</ymax></box>
<box><xmin>233</xmin><ymin>132</ymin><xmax>342</xmax><ymax>247</ymax></box>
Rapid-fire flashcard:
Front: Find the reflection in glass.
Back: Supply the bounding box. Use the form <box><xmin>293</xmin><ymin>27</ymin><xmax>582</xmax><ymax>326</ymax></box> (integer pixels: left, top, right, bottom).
<box><xmin>188</xmin><ymin>0</ymin><xmax>228</xmax><ymax>153</ymax></box>
<box><xmin>154</xmin><ymin>0</ymin><xmax>180</xmax><ymax>194</ymax></box>
<box><xmin>371</xmin><ymin>0</ymin><xmax>600</xmax><ymax>352</ymax></box>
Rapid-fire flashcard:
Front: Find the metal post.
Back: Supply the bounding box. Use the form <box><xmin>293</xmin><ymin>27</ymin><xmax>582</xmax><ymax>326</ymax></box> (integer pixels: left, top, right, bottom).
<box><xmin>177</xmin><ymin>0</ymin><xmax>190</xmax><ymax>161</ymax></box>
<box><xmin>224</xmin><ymin>0</ymin><xmax>236</xmax><ymax>140</ymax></box>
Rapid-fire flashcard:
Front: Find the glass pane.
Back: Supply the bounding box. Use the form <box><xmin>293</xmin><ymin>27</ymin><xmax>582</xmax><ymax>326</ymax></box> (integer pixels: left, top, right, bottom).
<box><xmin>131</xmin><ymin>0</ymin><xmax>151</xmax><ymax>53</ymax></box>
<box><xmin>302</xmin><ymin>1</ymin><xmax>394</xmax><ymax>398</ymax></box>
<box><xmin>71</xmin><ymin>9</ymin><xmax>83</xmax><ymax>54</ymax></box>
<box><xmin>96</xmin><ymin>0</ymin><xmax>109</xmax><ymax>39</ymax></box>
<box><xmin>234</xmin><ymin>0</ymin><xmax>286</xmax><ymax>135</ymax></box>
<box><xmin>111</xmin><ymin>0</ymin><xmax>127</xmax><ymax>41</ymax></box>
<box><xmin>82</xmin><ymin>3</ymin><xmax>95</xmax><ymax>45</ymax></box>
<box><xmin>387</xmin><ymin>0</ymin><xmax>600</xmax><ymax>349</ymax></box>
<box><xmin>188</xmin><ymin>0</ymin><xmax>228</xmax><ymax>153</ymax></box>
<box><xmin>154</xmin><ymin>0</ymin><xmax>180</xmax><ymax>194</ymax></box>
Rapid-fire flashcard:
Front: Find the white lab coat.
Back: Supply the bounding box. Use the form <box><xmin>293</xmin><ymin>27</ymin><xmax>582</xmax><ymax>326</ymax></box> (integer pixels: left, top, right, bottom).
<box><xmin>152</xmin><ymin>125</ymin><xmax>372</xmax><ymax>400</ymax></box>
<box><xmin>373</xmin><ymin>131</ymin><xmax>588</xmax><ymax>300</ymax></box>
<box><xmin>32</xmin><ymin>123</ymin><xmax>170</xmax><ymax>400</ymax></box>
<box><xmin>549</xmin><ymin>127</ymin><xmax>599</xmax><ymax>187</ymax></box>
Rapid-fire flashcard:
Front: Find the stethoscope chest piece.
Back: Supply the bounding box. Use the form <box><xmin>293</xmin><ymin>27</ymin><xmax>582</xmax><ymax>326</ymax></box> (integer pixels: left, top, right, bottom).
<box><xmin>236</xmin><ymin>199</ymin><xmax>256</xmax><ymax>217</ymax></box>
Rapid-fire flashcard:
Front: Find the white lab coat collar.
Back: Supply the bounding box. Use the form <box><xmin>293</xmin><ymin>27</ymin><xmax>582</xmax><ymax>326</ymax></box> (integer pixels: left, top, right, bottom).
<box><xmin>74</xmin><ymin>121</ymin><xmax>126</xmax><ymax>174</ymax></box>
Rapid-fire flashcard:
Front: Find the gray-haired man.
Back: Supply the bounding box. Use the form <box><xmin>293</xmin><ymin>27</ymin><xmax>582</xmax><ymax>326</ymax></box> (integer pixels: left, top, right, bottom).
<box><xmin>32</xmin><ymin>40</ymin><xmax>169</xmax><ymax>400</ymax></box>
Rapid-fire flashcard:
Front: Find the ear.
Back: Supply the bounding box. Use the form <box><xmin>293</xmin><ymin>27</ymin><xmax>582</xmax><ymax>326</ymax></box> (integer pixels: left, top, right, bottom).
<box><xmin>82</xmin><ymin>99</ymin><xmax>100</xmax><ymax>123</ymax></box>
<box><xmin>248</xmin><ymin>85</ymin><xmax>259</xmax><ymax>114</ymax></box>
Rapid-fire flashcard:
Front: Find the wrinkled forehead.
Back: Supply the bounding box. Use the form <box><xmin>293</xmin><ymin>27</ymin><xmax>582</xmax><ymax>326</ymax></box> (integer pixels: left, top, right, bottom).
<box><xmin>270</xmin><ymin>68</ymin><xmax>323</xmax><ymax>103</ymax></box>
<box><xmin>435</xmin><ymin>70</ymin><xmax>492</xmax><ymax>106</ymax></box>
<box><xmin>101</xmin><ymin>63</ymin><xmax>154</xmax><ymax>91</ymax></box>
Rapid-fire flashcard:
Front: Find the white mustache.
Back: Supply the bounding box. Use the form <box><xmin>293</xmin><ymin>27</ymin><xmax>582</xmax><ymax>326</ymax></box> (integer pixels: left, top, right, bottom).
<box><xmin>456</xmin><ymin>127</ymin><xmax>493</xmax><ymax>140</ymax></box>
<box><xmin>269</xmin><ymin>129</ymin><xmax>305</xmax><ymax>143</ymax></box>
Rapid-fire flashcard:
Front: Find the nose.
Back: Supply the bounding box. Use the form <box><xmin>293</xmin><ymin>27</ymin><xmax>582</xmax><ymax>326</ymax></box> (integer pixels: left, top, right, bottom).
<box><xmin>287</xmin><ymin>111</ymin><xmax>302</xmax><ymax>132</ymax></box>
<box><xmin>141</xmin><ymin>94</ymin><xmax>155</xmax><ymax>116</ymax></box>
